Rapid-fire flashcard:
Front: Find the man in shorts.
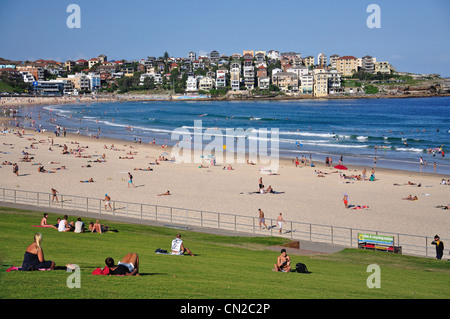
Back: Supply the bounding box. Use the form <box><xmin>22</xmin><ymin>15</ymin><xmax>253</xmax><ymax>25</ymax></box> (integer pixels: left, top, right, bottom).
<box><xmin>273</xmin><ymin>249</ymin><xmax>291</xmax><ymax>272</ymax></box>
<box><xmin>258</xmin><ymin>209</ymin><xmax>268</xmax><ymax>230</ymax></box>
<box><xmin>277</xmin><ymin>213</ymin><xmax>286</xmax><ymax>234</ymax></box>
<box><xmin>171</xmin><ymin>233</ymin><xmax>194</xmax><ymax>256</ymax></box>
<box><xmin>105</xmin><ymin>253</ymin><xmax>139</xmax><ymax>276</ymax></box>
<box><xmin>104</xmin><ymin>194</ymin><xmax>112</xmax><ymax>210</ymax></box>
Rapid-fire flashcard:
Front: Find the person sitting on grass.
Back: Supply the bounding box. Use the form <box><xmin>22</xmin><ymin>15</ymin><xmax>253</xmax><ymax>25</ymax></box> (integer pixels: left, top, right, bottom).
<box><xmin>21</xmin><ymin>233</ymin><xmax>55</xmax><ymax>271</ymax></box>
<box><xmin>105</xmin><ymin>253</ymin><xmax>140</xmax><ymax>276</ymax></box>
<box><xmin>171</xmin><ymin>233</ymin><xmax>194</xmax><ymax>256</ymax></box>
<box><xmin>273</xmin><ymin>249</ymin><xmax>291</xmax><ymax>272</ymax></box>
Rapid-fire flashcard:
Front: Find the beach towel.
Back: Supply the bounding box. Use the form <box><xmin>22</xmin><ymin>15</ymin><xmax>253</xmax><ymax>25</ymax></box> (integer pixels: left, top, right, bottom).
<box><xmin>32</xmin><ymin>225</ymin><xmax>54</xmax><ymax>228</ymax></box>
<box><xmin>92</xmin><ymin>267</ymin><xmax>110</xmax><ymax>275</ymax></box>
<box><xmin>6</xmin><ymin>266</ymin><xmax>53</xmax><ymax>272</ymax></box>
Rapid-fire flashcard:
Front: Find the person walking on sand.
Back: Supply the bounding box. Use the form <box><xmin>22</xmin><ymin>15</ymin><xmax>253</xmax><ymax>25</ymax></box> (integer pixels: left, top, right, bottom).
<box><xmin>13</xmin><ymin>163</ymin><xmax>19</xmax><ymax>176</ymax></box>
<box><xmin>258</xmin><ymin>209</ymin><xmax>268</xmax><ymax>230</ymax></box>
<box><xmin>104</xmin><ymin>194</ymin><xmax>112</xmax><ymax>210</ymax></box>
<box><xmin>128</xmin><ymin>172</ymin><xmax>135</xmax><ymax>188</ymax></box>
<box><xmin>343</xmin><ymin>193</ymin><xmax>349</xmax><ymax>208</ymax></box>
<box><xmin>277</xmin><ymin>213</ymin><xmax>286</xmax><ymax>234</ymax></box>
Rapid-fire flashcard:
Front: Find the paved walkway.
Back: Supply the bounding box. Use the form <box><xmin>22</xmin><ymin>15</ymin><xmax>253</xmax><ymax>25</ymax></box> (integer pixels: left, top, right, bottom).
<box><xmin>0</xmin><ymin>201</ymin><xmax>345</xmax><ymax>255</ymax></box>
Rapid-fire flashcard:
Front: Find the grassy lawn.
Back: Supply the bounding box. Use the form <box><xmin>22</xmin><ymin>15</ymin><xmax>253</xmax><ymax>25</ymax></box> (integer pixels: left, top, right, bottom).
<box><xmin>0</xmin><ymin>81</ymin><xmax>16</xmax><ymax>93</ymax></box>
<box><xmin>0</xmin><ymin>207</ymin><xmax>449</xmax><ymax>300</ymax></box>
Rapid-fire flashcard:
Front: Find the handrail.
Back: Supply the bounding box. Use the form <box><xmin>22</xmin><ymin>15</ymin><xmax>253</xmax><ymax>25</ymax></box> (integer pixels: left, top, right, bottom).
<box><xmin>0</xmin><ymin>187</ymin><xmax>445</xmax><ymax>258</ymax></box>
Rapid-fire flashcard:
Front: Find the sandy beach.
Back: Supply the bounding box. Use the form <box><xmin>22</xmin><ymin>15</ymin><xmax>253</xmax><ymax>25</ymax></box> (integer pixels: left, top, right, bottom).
<box><xmin>1</xmin><ymin>111</ymin><xmax>450</xmax><ymax>241</ymax></box>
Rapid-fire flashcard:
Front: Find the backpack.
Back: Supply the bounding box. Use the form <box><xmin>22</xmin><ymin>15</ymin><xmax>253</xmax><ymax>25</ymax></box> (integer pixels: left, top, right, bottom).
<box><xmin>295</xmin><ymin>263</ymin><xmax>310</xmax><ymax>273</ymax></box>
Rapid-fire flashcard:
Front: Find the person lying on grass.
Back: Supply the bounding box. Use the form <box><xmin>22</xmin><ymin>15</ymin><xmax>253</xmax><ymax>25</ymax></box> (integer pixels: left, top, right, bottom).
<box><xmin>105</xmin><ymin>253</ymin><xmax>140</xmax><ymax>276</ymax></box>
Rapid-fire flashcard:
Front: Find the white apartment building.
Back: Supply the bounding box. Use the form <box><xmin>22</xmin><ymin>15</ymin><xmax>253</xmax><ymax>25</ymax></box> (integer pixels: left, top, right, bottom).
<box><xmin>287</xmin><ymin>66</ymin><xmax>309</xmax><ymax>78</ymax></box>
<box><xmin>186</xmin><ymin>76</ymin><xmax>198</xmax><ymax>92</ymax></box>
<box><xmin>20</xmin><ymin>71</ymin><xmax>35</xmax><ymax>83</ymax></box>
<box><xmin>267</xmin><ymin>50</ymin><xmax>280</xmax><ymax>60</ymax></box>
<box><xmin>300</xmin><ymin>74</ymin><xmax>313</xmax><ymax>94</ymax></box>
<box><xmin>216</xmin><ymin>69</ymin><xmax>227</xmax><ymax>88</ymax></box>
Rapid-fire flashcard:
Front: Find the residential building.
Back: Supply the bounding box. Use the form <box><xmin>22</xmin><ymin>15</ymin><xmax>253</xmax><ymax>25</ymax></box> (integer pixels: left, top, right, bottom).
<box><xmin>20</xmin><ymin>71</ymin><xmax>35</xmax><ymax>83</ymax></box>
<box><xmin>216</xmin><ymin>68</ymin><xmax>227</xmax><ymax>88</ymax></box>
<box><xmin>258</xmin><ymin>76</ymin><xmax>270</xmax><ymax>90</ymax></box>
<box><xmin>336</xmin><ymin>56</ymin><xmax>358</xmax><ymax>77</ymax></box>
<box><xmin>75</xmin><ymin>59</ymin><xmax>88</xmax><ymax>67</ymax></box>
<box><xmin>32</xmin><ymin>80</ymin><xmax>65</xmax><ymax>96</ymax></box>
<box><xmin>243</xmin><ymin>50</ymin><xmax>254</xmax><ymax>58</ymax></box>
<box><xmin>272</xmin><ymin>72</ymin><xmax>298</xmax><ymax>91</ymax></box>
<box><xmin>327</xmin><ymin>70</ymin><xmax>342</xmax><ymax>94</ymax></box>
<box><xmin>66</xmin><ymin>73</ymin><xmax>91</xmax><ymax>91</ymax></box>
<box><xmin>243</xmin><ymin>60</ymin><xmax>255</xmax><ymax>89</ymax></box>
<box><xmin>87</xmin><ymin>73</ymin><xmax>101</xmax><ymax>91</ymax></box>
<box><xmin>303</xmin><ymin>56</ymin><xmax>314</xmax><ymax>67</ymax></box>
<box><xmin>88</xmin><ymin>58</ymin><xmax>99</xmax><ymax>69</ymax></box>
<box><xmin>361</xmin><ymin>55</ymin><xmax>375</xmax><ymax>73</ymax></box>
<box><xmin>186</xmin><ymin>76</ymin><xmax>198</xmax><ymax>92</ymax></box>
<box><xmin>329</xmin><ymin>54</ymin><xmax>340</xmax><ymax>69</ymax></box>
<box><xmin>230</xmin><ymin>60</ymin><xmax>241</xmax><ymax>91</ymax></box>
<box><xmin>17</xmin><ymin>65</ymin><xmax>44</xmax><ymax>81</ymax></box>
<box><xmin>300</xmin><ymin>74</ymin><xmax>313</xmax><ymax>94</ymax></box>
<box><xmin>97</xmin><ymin>54</ymin><xmax>107</xmax><ymax>63</ymax></box>
<box><xmin>256</xmin><ymin>65</ymin><xmax>267</xmax><ymax>78</ymax></box>
<box><xmin>255</xmin><ymin>52</ymin><xmax>266</xmax><ymax>64</ymax></box>
<box><xmin>210</xmin><ymin>50</ymin><xmax>220</xmax><ymax>63</ymax></box>
<box><xmin>188</xmin><ymin>51</ymin><xmax>196</xmax><ymax>61</ymax></box>
<box><xmin>287</xmin><ymin>65</ymin><xmax>309</xmax><ymax>78</ymax></box>
<box><xmin>267</xmin><ymin>50</ymin><xmax>280</xmax><ymax>61</ymax></box>
<box><xmin>317</xmin><ymin>52</ymin><xmax>327</xmax><ymax>68</ymax></box>
<box><xmin>198</xmin><ymin>76</ymin><xmax>215</xmax><ymax>91</ymax></box>
<box><xmin>65</xmin><ymin>60</ymin><xmax>75</xmax><ymax>72</ymax></box>
<box><xmin>97</xmin><ymin>65</ymin><xmax>118</xmax><ymax>74</ymax></box>
<box><xmin>280</xmin><ymin>52</ymin><xmax>301</xmax><ymax>64</ymax></box>
<box><xmin>313</xmin><ymin>72</ymin><xmax>328</xmax><ymax>97</ymax></box>
<box><xmin>374</xmin><ymin>61</ymin><xmax>393</xmax><ymax>74</ymax></box>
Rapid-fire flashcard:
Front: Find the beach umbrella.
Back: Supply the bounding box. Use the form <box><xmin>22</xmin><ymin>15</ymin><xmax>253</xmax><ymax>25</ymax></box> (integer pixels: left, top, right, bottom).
<box><xmin>334</xmin><ymin>165</ymin><xmax>348</xmax><ymax>170</ymax></box>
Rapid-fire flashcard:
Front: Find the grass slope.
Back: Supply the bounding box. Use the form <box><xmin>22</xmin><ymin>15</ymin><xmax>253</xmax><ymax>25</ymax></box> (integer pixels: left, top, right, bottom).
<box><xmin>0</xmin><ymin>207</ymin><xmax>449</xmax><ymax>299</ymax></box>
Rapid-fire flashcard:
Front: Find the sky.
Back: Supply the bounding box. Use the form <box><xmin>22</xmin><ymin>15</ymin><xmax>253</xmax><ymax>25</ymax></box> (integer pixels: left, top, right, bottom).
<box><xmin>1</xmin><ymin>0</ymin><xmax>449</xmax><ymax>76</ymax></box>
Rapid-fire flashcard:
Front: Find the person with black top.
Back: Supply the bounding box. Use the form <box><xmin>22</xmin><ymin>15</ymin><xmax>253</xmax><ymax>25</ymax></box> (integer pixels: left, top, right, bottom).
<box><xmin>105</xmin><ymin>253</ymin><xmax>140</xmax><ymax>276</ymax></box>
<box><xmin>431</xmin><ymin>235</ymin><xmax>444</xmax><ymax>260</ymax></box>
<box><xmin>21</xmin><ymin>233</ymin><xmax>55</xmax><ymax>271</ymax></box>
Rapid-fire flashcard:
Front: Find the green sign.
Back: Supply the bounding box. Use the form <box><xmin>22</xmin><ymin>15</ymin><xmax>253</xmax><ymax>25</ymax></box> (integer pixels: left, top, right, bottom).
<box><xmin>358</xmin><ymin>233</ymin><xmax>394</xmax><ymax>245</ymax></box>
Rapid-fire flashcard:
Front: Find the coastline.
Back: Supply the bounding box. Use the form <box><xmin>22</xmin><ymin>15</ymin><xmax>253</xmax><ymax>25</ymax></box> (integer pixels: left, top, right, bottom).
<box><xmin>1</xmin><ymin>91</ymin><xmax>450</xmax><ymax>108</ymax></box>
<box><xmin>1</xmin><ymin>114</ymin><xmax>450</xmax><ymax>242</ymax></box>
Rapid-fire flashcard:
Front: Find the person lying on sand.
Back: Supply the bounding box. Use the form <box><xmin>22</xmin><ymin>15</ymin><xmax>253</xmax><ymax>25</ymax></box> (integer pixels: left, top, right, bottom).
<box><xmin>80</xmin><ymin>178</ymin><xmax>94</xmax><ymax>183</ymax></box>
<box><xmin>134</xmin><ymin>167</ymin><xmax>153</xmax><ymax>171</ymax></box>
<box><xmin>158</xmin><ymin>191</ymin><xmax>171</xmax><ymax>196</ymax></box>
<box><xmin>403</xmin><ymin>195</ymin><xmax>418</xmax><ymax>201</ymax></box>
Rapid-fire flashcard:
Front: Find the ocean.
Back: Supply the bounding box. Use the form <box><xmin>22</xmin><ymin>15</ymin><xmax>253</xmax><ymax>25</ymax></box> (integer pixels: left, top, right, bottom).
<box><xmin>14</xmin><ymin>96</ymin><xmax>450</xmax><ymax>175</ymax></box>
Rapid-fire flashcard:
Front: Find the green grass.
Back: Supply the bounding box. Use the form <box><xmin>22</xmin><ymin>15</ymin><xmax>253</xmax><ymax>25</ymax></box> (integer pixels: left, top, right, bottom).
<box><xmin>0</xmin><ymin>207</ymin><xmax>449</xmax><ymax>299</ymax></box>
<box><xmin>0</xmin><ymin>81</ymin><xmax>16</xmax><ymax>93</ymax></box>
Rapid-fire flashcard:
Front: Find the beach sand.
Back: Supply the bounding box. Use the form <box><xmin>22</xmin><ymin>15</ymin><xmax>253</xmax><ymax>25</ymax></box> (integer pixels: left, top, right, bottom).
<box><xmin>1</xmin><ymin>114</ymin><xmax>449</xmax><ymax>241</ymax></box>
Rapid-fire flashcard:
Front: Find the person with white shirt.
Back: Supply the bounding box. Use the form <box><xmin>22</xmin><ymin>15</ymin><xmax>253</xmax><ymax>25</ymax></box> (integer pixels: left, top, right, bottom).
<box><xmin>171</xmin><ymin>233</ymin><xmax>194</xmax><ymax>256</ymax></box>
<box><xmin>58</xmin><ymin>215</ymin><xmax>70</xmax><ymax>232</ymax></box>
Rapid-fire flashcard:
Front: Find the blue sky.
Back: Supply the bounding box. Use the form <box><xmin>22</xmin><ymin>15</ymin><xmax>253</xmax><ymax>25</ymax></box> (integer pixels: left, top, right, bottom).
<box><xmin>1</xmin><ymin>0</ymin><xmax>449</xmax><ymax>76</ymax></box>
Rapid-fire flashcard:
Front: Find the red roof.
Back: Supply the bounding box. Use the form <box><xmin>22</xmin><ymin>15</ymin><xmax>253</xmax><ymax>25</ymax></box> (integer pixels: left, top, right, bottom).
<box><xmin>337</xmin><ymin>56</ymin><xmax>357</xmax><ymax>60</ymax></box>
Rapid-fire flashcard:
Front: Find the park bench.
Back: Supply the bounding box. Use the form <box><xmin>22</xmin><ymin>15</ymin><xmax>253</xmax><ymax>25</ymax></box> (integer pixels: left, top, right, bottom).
<box><xmin>358</xmin><ymin>233</ymin><xmax>402</xmax><ymax>254</ymax></box>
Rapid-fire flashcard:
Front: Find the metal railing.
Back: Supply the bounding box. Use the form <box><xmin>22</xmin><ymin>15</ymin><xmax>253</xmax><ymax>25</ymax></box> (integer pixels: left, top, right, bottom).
<box><xmin>0</xmin><ymin>187</ymin><xmax>445</xmax><ymax>258</ymax></box>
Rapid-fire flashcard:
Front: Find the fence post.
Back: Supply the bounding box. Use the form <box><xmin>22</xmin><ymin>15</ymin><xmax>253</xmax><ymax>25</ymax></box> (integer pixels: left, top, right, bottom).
<box><xmin>140</xmin><ymin>204</ymin><xmax>143</xmax><ymax>219</ymax></box>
